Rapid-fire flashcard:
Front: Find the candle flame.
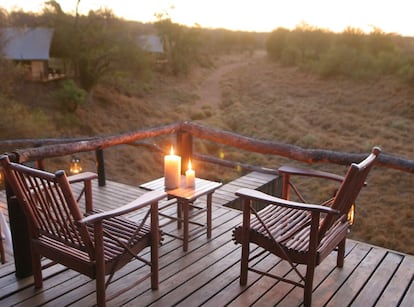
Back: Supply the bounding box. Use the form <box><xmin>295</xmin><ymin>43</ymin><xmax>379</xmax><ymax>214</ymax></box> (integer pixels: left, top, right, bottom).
<box><xmin>170</xmin><ymin>146</ymin><xmax>174</xmax><ymax>155</ymax></box>
<box><xmin>188</xmin><ymin>159</ymin><xmax>192</xmax><ymax>170</ymax></box>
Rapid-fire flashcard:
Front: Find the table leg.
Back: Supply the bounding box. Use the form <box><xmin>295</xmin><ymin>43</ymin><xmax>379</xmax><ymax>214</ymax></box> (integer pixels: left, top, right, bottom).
<box><xmin>177</xmin><ymin>201</ymin><xmax>182</xmax><ymax>229</ymax></box>
<box><xmin>207</xmin><ymin>193</ymin><xmax>212</xmax><ymax>239</ymax></box>
<box><xmin>183</xmin><ymin>199</ymin><xmax>189</xmax><ymax>251</ymax></box>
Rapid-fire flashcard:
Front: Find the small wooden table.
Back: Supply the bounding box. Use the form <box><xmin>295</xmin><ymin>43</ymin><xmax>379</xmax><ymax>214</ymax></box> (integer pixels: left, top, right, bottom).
<box><xmin>140</xmin><ymin>176</ymin><xmax>222</xmax><ymax>251</ymax></box>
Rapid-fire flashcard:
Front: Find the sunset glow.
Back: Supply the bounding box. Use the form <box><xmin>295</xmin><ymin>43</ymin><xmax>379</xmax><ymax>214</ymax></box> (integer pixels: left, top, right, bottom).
<box><xmin>2</xmin><ymin>0</ymin><xmax>413</xmax><ymax>36</ymax></box>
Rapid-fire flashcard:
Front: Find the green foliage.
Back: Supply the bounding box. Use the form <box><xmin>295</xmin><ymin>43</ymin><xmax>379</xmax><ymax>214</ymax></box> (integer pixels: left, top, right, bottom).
<box><xmin>318</xmin><ymin>46</ymin><xmax>376</xmax><ymax>79</ymax></box>
<box><xmin>300</xmin><ymin>133</ymin><xmax>317</xmax><ymax>147</ymax></box>
<box><xmin>266</xmin><ymin>27</ymin><xmax>290</xmax><ymax>60</ymax></box>
<box><xmin>289</xmin><ymin>23</ymin><xmax>332</xmax><ymax>60</ymax></box>
<box><xmin>52</xmin><ymin>79</ymin><xmax>86</xmax><ymax>112</ymax></box>
<box><xmin>398</xmin><ymin>56</ymin><xmax>414</xmax><ymax>85</ymax></box>
<box><xmin>40</xmin><ymin>5</ymin><xmax>153</xmax><ymax>92</ymax></box>
<box><xmin>266</xmin><ymin>25</ymin><xmax>409</xmax><ymax>81</ymax></box>
<box><xmin>376</xmin><ymin>51</ymin><xmax>402</xmax><ymax>74</ymax></box>
<box><xmin>155</xmin><ymin>18</ymin><xmax>204</xmax><ymax>75</ymax></box>
<box><xmin>206</xmin><ymin>29</ymin><xmax>262</xmax><ymax>55</ymax></box>
<box><xmin>280</xmin><ymin>46</ymin><xmax>302</xmax><ymax>66</ymax></box>
<box><xmin>366</xmin><ymin>27</ymin><xmax>396</xmax><ymax>55</ymax></box>
<box><xmin>336</xmin><ymin>27</ymin><xmax>365</xmax><ymax>50</ymax></box>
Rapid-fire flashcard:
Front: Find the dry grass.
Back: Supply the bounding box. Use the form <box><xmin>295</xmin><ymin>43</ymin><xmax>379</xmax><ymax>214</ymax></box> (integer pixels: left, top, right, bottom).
<box><xmin>9</xmin><ymin>51</ymin><xmax>413</xmax><ymax>255</ymax></box>
<box><xmin>201</xmin><ymin>54</ymin><xmax>414</xmax><ymax>255</ymax></box>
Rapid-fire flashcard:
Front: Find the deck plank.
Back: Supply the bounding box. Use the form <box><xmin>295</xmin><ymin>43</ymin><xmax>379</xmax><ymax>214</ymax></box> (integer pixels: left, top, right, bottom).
<box><xmin>400</xmin><ymin>278</ymin><xmax>414</xmax><ymax>307</ymax></box>
<box><xmin>351</xmin><ymin>251</ymin><xmax>403</xmax><ymax>306</ymax></box>
<box><xmin>377</xmin><ymin>254</ymin><xmax>414</xmax><ymax>306</ymax></box>
<box><xmin>308</xmin><ymin>242</ymin><xmax>373</xmax><ymax>306</ymax></box>
<box><xmin>0</xmin><ymin>176</ymin><xmax>413</xmax><ymax>306</ymax></box>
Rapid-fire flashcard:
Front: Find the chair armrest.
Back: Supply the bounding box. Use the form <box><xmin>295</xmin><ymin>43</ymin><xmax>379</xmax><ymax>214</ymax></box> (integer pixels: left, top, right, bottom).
<box><xmin>236</xmin><ymin>188</ymin><xmax>340</xmax><ymax>215</ymax></box>
<box><xmin>68</xmin><ymin>172</ymin><xmax>98</xmax><ymax>212</ymax></box>
<box><xmin>80</xmin><ymin>190</ymin><xmax>167</xmax><ymax>224</ymax></box>
<box><xmin>278</xmin><ymin>166</ymin><xmax>344</xmax><ymax>183</ymax></box>
<box><xmin>67</xmin><ymin>172</ymin><xmax>98</xmax><ymax>184</ymax></box>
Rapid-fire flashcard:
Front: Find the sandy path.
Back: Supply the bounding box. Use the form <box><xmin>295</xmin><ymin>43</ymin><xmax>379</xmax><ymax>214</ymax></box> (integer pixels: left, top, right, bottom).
<box><xmin>194</xmin><ymin>52</ymin><xmax>265</xmax><ymax>109</ymax></box>
<box><xmin>195</xmin><ymin>61</ymin><xmax>247</xmax><ymax>109</ymax></box>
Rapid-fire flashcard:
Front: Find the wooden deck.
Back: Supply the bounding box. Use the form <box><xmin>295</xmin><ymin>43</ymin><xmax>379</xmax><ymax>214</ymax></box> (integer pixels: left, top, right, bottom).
<box><xmin>0</xmin><ymin>174</ymin><xmax>413</xmax><ymax>306</ymax></box>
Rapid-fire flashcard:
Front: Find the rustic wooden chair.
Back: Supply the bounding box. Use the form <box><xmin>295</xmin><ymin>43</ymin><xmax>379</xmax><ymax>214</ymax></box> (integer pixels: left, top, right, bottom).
<box><xmin>233</xmin><ymin>147</ymin><xmax>381</xmax><ymax>307</ymax></box>
<box><xmin>0</xmin><ymin>155</ymin><xmax>166</xmax><ymax>306</ymax></box>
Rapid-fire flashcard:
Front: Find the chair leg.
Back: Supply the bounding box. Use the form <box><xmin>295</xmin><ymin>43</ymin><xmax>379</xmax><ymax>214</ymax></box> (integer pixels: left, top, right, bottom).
<box><xmin>94</xmin><ymin>222</ymin><xmax>106</xmax><ymax>306</ymax></box>
<box><xmin>95</xmin><ymin>273</ymin><xmax>106</xmax><ymax>307</ymax></box>
<box><xmin>151</xmin><ymin>201</ymin><xmax>159</xmax><ymax>290</ymax></box>
<box><xmin>240</xmin><ymin>240</ymin><xmax>249</xmax><ymax>285</ymax></box>
<box><xmin>337</xmin><ymin>238</ymin><xmax>346</xmax><ymax>268</ymax></box>
<box><xmin>32</xmin><ymin>249</ymin><xmax>43</xmax><ymax>288</ymax></box>
<box><xmin>0</xmin><ymin>226</ymin><xmax>5</xmax><ymax>264</ymax></box>
<box><xmin>150</xmin><ymin>236</ymin><xmax>159</xmax><ymax>290</ymax></box>
<box><xmin>304</xmin><ymin>264</ymin><xmax>315</xmax><ymax>307</ymax></box>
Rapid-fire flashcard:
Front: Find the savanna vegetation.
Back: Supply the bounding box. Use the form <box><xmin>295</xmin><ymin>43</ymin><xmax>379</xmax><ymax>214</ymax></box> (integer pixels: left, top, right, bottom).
<box><xmin>0</xmin><ymin>2</ymin><xmax>413</xmax><ymax>255</ymax></box>
<box><xmin>266</xmin><ymin>22</ymin><xmax>414</xmax><ymax>84</ymax></box>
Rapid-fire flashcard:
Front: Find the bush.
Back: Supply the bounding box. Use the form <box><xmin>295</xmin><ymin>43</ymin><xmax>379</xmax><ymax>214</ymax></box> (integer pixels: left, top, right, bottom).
<box><xmin>317</xmin><ymin>46</ymin><xmax>378</xmax><ymax>79</ymax></box>
<box><xmin>376</xmin><ymin>51</ymin><xmax>402</xmax><ymax>75</ymax></box>
<box><xmin>398</xmin><ymin>64</ymin><xmax>414</xmax><ymax>85</ymax></box>
<box><xmin>266</xmin><ymin>27</ymin><xmax>290</xmax><ymax>60</ymax></box>
<box><xmin>52</xmin><ymin>79</ymin><xmax>87</xmax><ymax>112</ymax></box>
<box><xmin>266</xmin><ymin>26</ymin><xmax>411</xmax><ymax>82</ymax></box>
<box><xmin>317</xmin><ymin>46</ymin><xmax>356</xmax><ymax>77</ymax></box>
<box><xmin>398</xmin><ymin>56</ymin><xmax>414</xmax><ymax>85</ymax></box>
<box><xmin>280</xmin><ymin>46</ymin><xmax>302</xmax><ymax>66</ymax></box>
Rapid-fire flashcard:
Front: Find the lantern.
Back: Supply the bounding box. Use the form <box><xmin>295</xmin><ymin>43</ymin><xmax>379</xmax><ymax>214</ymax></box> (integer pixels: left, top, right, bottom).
<box><xmin>69</xmin><ymin>156</ymin><xmax>82</xmax><ymax>174</ymax></box>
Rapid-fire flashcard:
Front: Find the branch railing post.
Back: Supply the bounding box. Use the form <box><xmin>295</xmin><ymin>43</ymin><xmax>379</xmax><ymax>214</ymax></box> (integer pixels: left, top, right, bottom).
<box><xmin>95</xmin><ymin>148</ymin><xmax>106</xmax><ymax>187</ymax></box>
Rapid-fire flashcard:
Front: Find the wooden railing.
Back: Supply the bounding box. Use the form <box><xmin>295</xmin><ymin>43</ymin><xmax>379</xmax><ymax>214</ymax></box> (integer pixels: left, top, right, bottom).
<box><xmin>1</xmin><ymin>120</ymin><xmax>413</xmax><ymax>278</ymax></box>
<box><xmin>1</xmin><ymin>121</ymin><xmax>413</xmax><ymax>186</ymax></box>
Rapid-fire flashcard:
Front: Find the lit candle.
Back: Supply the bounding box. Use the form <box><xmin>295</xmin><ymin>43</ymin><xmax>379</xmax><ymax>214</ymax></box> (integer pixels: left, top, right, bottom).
<box><xmin>185</xmin><ymin>159</ymin><xmax>195</xmax><ymax>188</ymax></box>
<box><xmin>164</xmin><ymin>146</ymin><xmax>181</xmax><ymax>190</ymax></box>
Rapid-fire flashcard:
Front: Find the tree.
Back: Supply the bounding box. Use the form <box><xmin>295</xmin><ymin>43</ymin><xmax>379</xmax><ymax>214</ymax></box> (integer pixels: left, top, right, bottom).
<box><xmin>266</xmin><ymin>27</ymin><xmax>290</xmax><ymax>60</ymax></box>
<box><xmin>0</xmin><ymin>8</ymin><xmax>8</xmax><ymax>27</ymax></box>
<box><xmin>43</xmin><ymin>3</ymin><xmax>151</xmax><ymax>92</ymax></box>
<box><xmin>155</xmin><ymin>14</ymin><xmax>203</xmax><ymax>75</ymax></box>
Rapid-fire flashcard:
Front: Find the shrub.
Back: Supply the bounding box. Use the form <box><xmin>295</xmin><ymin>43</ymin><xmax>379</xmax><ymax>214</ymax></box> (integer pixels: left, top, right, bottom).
<box><xmin>317</xmin><ymin>45</ymin><xmax>357</xmax><ymax>77</ymax></box>
<box><xmin>52</xmin><ymin>79</ymin><xmax>87</xmax><ymax>112</ymax></box>
<box><xmin>317</xmin><ymin>46</ymin><xmax>378</xmax><ymax>79</ymax></box>
<box><xmin>280</xmin><ymin>46</ymin><xmax>302</xmax><ymax>66</ymax></box>
<box><xmin>266</xmin><ymin>27</ymin><xmax>290</xmax><ymax>60</ymax></box>
<box><xmin>398</xmin><ymin>56</ymin><xmax>414</xmax><ymax>85</ymax></box>
<box><xmin>376</xmin><ymin>50</ymin><xmax>402</xmax><ymax>74</ymax></box>
<box><xmin>266</xmin><ymin>26</ymin><xmax>410</xmax><ymax>82</ymax></box>
<box><xmin>398</xmin><ymin>64</ymin><xmax>414</xmax><ymax>85</ymax></box>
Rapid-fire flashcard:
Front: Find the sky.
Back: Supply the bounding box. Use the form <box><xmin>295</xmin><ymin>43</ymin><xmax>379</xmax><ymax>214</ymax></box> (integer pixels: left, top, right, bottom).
<box><xmin>2</xmin><ymin>0</ymin><xmax>413</xmax><ymax>36</ymax></box>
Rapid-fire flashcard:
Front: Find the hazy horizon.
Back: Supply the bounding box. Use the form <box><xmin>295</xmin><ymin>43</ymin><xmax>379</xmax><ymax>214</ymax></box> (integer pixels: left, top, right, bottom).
<box><xmin>2</xmin><ymin>0</ymin><xmax>413</xmax><ymax>36</ymax></box>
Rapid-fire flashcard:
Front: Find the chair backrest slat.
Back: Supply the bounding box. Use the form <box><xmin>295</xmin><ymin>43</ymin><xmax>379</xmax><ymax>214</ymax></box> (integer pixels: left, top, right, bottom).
<box><xmin>0</xmin><ymin>155</ymin><xmax>95</xmax><ymax>258</ymax></box>
<box><xmin>318</xmin><ymin>147</ymin><xmax>381</xmax><ymax>241</ymax></box>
